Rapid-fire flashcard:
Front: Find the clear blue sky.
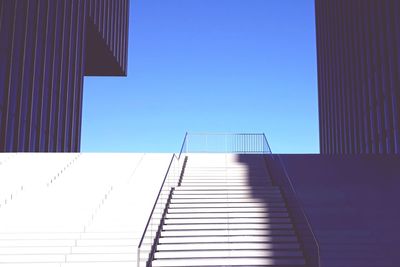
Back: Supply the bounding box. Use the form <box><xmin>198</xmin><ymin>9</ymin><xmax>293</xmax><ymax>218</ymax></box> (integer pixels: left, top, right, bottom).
<box><xmin>81</xmin><ymin>0</ymin><xmax>319</xmax><ymax>153</ymax></box>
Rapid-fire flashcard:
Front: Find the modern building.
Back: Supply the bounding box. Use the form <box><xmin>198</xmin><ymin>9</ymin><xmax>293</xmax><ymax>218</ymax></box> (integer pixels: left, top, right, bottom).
<box><xmin>0</xmin><ymin>0</ymin><xmax>129</xmax><ymax>152</ymax></box>
<box><xmin>315</xmin><ymin>0</ymin><xmax>400</xmax><ymax>154</ymax></box>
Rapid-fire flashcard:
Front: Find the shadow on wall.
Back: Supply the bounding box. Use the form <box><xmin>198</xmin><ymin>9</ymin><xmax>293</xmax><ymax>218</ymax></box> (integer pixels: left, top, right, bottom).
<box><xmin>265</xmin><ymin>154</ymin><xmax>400</xmax><ymax>267</ymax></box>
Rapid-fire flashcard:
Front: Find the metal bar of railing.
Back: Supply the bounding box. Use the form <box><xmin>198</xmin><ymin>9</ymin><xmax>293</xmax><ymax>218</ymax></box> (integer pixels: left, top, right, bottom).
<box><xmin>137</xmin><ymin>153</ymin><xmax>176</xmax><ymax>249</ymax></box>
<box><xmin>275</xmin><ymin>154</ymin><xmax>320</xmax><ymax>267</ymax></box>
<box><xmin>262</xmin><ymin>133</ymin><xmax>319</xmax><ymax>265</ymax></box>
<box><xmin>178</xmin><ymin>132</ymin><xmax>188</xmax><ymax>156</ymax></box>
<box><xmin>137</xmin><ymin>133</ymin><xmax>188</xmax><ymax>267</ymax></box>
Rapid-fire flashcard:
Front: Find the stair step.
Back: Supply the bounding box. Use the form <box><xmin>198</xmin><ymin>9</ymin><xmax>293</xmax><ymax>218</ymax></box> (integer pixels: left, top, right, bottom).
<box><xmin>67</xmin><ymin>253</ymin><xmax>136</xmax><ymax>262</ymax></box>
<box><xmin>169</xmin><ymin>202</ymin><xmax>285</xmax><ymax>208</ymax></box>
<box><xmin>184</xmin><ymin>173</ymin><xmax>267</xmax><ymax>175</ymax></box>
<box><xmin>184</xmin><ymin>170</ymin><xmax>266</xmax><ymax>173</ymax></box>
<box><xmin>181</xmin><ymin>178</ymin><xmax>255</xmax><ymax>181</ymax></box>
<box><xmin>159</xmin><ymin>235</ymin><xmax>298</xmax><ymax>244</ymax></box>
<box><xmin>152</xmin><ymin>257</ymin><xmax>305</xmax><ymax>266</ymax></box>
<box><xmin>182</xmin><ymin>177</ymin><xmax>270</xmax><ymax>180</ymax></box>
<box><xmin>178</xmin><ymin>183</ymin><xmax>272</xmax><ymax>187</ymax></box>
<box><xmin>179</xmin><ymin>184</ymin><xmax>272</xmax><ymax>187</ymax></box>
<box><xmin>170</xmin><ymin>198</ymin><xmax>285</xmax><ymax>204</ymax></box>
<box><xmin>163</xmin><ymin>223</ymin><xmax>293</xmax><ymax>231</ymax></box>
<box><xmin>0</xmin><ymin>239</ymin><xmax>75</xmax><ymax>247</ymax></box>
<box><xmin>166</xmin><ymin>212</ymin><xmax>289</xmax><ymax>219</ymax></box>
<box><xmin>174</xmin><ymin>186</ymin><xmax>276</xmax><ymax>191</ymax></box>
<box><xmin>76</xmin><ymin>239</ymin><xmax>137</xmax><ymax>246</ymax></box>
<box><xmin>171</xmin><ymin>194</ymin><xmax>283</xmax><ymax>200</ymax></box>
<box><xmin>156</xmin><ymin>242</ymin><xmax>300</xmax><ymax>251</ymax></box>
<box><xmin>0</xmin><ymin>233</ymin><xmax>80</xmax><ymax>239</ymax></box>
<box><xmin>161</xmin><ymin>229</ymin><xmax>295</xmax><ymax>237</ymax></box>
<box><xmin>71</xmin><ymin>246</ymin><xmax>141</xmax><ymax>254</ymax></box>
<box><xmin>0</xmin><ymin>246</ymin><xmax>70</xmax><ymax>254</ymax></box>
<box><xmin>180</xmin><ymin>180</ymin><xmax>267</xmax><ymax>184</ymax></box>
<box><xmin>154</xmin><ymin>249</ymin><xmax>303</xmax><ymax>259</ymax></box>
<box><xmin>181</xmin><ymin>178</ymin><xmax>269</xmax><ymax>181</ymax></box>
<box><xmin>167</xmin><ymin>207</ymin><xmax>287</xmax><ymax>213</ymax></box>
<box><xmin>0</xmin><ymin>254</ymin><xmax>65</xmax><ymax>263</ymax></box>
<box><xmin>165</xmin><ymin>218</ymin><xmax>291</xmax><ymax>224</ymax></box>
<box><xmin>64</xmin><ymin>263</ymin><xmax>138</xmax><ymax>267</ymax></box>
<box><xmin>173</xmin><ymin>189</ymin><xmax>280</xmax><ymax>195</ymax></box>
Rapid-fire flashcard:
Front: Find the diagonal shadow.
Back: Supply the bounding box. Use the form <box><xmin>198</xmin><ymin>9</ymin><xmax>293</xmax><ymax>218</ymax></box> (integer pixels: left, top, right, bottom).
<box><xmin>235</xmin><ymin>153</ymin><xmax>310</xmax><ymax>266</ymax></box>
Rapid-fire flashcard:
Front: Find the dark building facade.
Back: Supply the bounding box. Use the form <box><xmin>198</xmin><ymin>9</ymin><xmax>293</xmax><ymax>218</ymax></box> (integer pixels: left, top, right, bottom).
<box><xmin>315</xmin><ymin>0</ymin><xmax>400</xmax><ymax>154</ymax></box>
<box><xmin>0</xmin><ymin>0</ymin><xmax>129</xmax><ymax>152</ymax></box>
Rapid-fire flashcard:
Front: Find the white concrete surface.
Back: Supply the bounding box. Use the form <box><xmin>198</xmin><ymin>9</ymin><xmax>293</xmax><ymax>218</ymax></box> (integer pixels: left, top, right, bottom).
<box><xmin>0</xmin><ymin>153</ymin><xmax>172</xmax><ymax>266</ymax></box>
<box><xmin>0</xmin><ymin>153</ymin><xmax>306</xmax><ymax>267</ymax></box>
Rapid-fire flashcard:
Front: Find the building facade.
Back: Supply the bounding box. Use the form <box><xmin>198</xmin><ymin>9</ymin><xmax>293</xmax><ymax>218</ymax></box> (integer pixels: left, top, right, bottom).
<box><xmin>0</xmin><ymin>0</ymin><xmax>129</xmax><ymax>152</ymax></box>
<box><xmin>315</xmin><ymin>0</ymin><xmax>400</xmax><ymax>154</ymax></box>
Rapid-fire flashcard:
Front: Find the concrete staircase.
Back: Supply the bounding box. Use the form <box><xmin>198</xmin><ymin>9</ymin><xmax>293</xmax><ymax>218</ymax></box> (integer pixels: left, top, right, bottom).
<box><xmin>151</xmin><ymin>154</ymin><xmax>306</xmax><ymax>267</ymax></box>
<box><xmin>0</xmin><ymin>153</ymin><xmax>172</xmax><ymax>267</ymax></box>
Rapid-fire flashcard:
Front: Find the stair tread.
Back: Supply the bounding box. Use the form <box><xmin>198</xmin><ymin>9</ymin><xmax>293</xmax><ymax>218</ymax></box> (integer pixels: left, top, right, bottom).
<box><xmin>152</xmin><ymin>257</ymin><xmax>305</xmax><ymax>266</ymax></box>
<box><xmin>161</xmin><ymin>229</ymin><xmax>295</xmax><ymax>237</ymax></box>
<box><xmin>156</xmin><ymin>242</ymin><xmax>301</xmax><ymax>251</ymax></box>
<box><xmin>66</xmin><ymin>253</ymin><xmax>136</xmax><ymax>262</ymax></box>
<box><xmin>0</xmin><ymin>254</ymin><xmax>65</xmax><ymax>263</ymax></box>
<box><xmin>165</xmin><ymin>218</ymin><xmax>291</xmax><ymax>224</ymax></box>
<box><xmin>171</xmin><ymin>199</ymin><xmax>285</xmax><ymax>203</ymax></box>
<box><xmin>163</xmin><ymin>223</ymin><xmax>293</xmax><ymax>231</ymax></box>
<box><xmin>167</xmin><ymin>207</ymin><xmax>287</xmax><ymax>213</ymax></box>
<box><xmin>174</xmin><ymin>186</ymin><xmax>278</xmax><ymax>190</ymax></box>
<box><xmin>166</xmin><ymin>212</ymin><xmax>289</xmax><ymax>219</ymax></box>
<box><xmin>159</xmin><ymin>236</ymin><xmax>298</xmax><ymax>244</ymax></box>
<box><xmin>172</xmin><ymin>197</ymin><xmax>283</xmax><ymax>201</ymax></box>
<box><xmin>154</xmin><ymin>250</ymin><xmax>303</xmax><ymax>259</ymax></box>
<box><xmin>177</xmin><ymin>185</ymin><xmax>272</xmax><ymax>188</ymax></box>
<box><xmin>173</xmin><ymin>190</ymin><xmax>280</xmax><ymax>194</ymax></box>
<box><xmin>169</xmin><ymin>203</ymin><xmax>285</xmax><ymax>208</ymax></box>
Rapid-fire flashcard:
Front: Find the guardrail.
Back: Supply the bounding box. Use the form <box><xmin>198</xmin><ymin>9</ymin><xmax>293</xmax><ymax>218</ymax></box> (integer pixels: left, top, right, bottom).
<box><xmin>182</xmin><ymin>132</ymin><xmax>271</xmax><ymax>154</ymax></box>
<box><xmin>137</xmin><ymin>133</ymin><xmax>188</xmax><ymax>267</ymax></box>
<box><xmin>265</xmin><ymin>154</ymin><xmax>320</xmax><ymax>267</ymax></box>
<box><xmin>137</xmin><ymin>132</ymin><xmax>319</xmax><ymax>266</ymax></box>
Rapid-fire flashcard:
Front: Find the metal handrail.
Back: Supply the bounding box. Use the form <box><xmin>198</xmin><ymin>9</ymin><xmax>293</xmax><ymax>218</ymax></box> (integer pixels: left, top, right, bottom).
<box><xmin>137</xmin><ymin>154</ymin><xmax>175</xmax><ymax>248</ymax></box>
<box><xmin>137</xmin><ymin>133</ymin><xmax>188</xmax><ymax>267</ymax></box>
<box><xmin>178</xmin><ymin>132</ymin><xmax>188</xmax><ymax>155</ymax></box>
<box><xmin>262</xmin><ymin>133</ymin><xmax>272</xmax><ymax>154</ymax></box>
<box><xmin>272</xmin><ymin>153</ymin><xmax>321</xmax><ymax>267</ymax></box>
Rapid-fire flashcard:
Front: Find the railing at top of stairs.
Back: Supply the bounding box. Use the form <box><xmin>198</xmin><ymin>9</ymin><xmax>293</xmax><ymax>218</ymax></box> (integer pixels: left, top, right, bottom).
<box><xmin>182</xmin><ymin>132</ymin><xmax>272</xmax><ymax>154</ymax></box>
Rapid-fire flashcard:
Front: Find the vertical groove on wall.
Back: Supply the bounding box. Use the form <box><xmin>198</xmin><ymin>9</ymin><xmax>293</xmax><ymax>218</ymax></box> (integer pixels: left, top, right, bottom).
<box><xmin>14</xmin><ymin>1</ymin><xmax>29</xmax><ymax>151</ymax></box>
<box><xmin>316</xmin><ymin>0</ymin><xmax>400</xmax><ymax>154</ymax></box>
<box><xmin>1</xmin><ymin>2</ymin><xmax>16</xmax><ymax>151</ymax></box>
<box><xmin>0</xmin><ymin>0</ymin><xmax>128</xmax><ymax>152</ymax></box>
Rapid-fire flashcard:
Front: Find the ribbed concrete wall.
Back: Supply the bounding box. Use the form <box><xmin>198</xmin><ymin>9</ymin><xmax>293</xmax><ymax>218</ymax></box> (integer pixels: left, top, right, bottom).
<box><xmin>0</xmin><ymin>0</ymin><xmax>129</xmax><ymax>152</ymax></box>
<box><xmin>316</xmin><ymin>0</ymin><xmax>400</xmax><ymax>154</ymax></box>
<box><xmin>270</xmin><ymin>154</ymin><xmax>400</xmax><ymax>267</ymax></box>
<box><xmin>86</xmin><ymin>0</ymin><xmax>129</xmax><ymax>76</ymax></box>
<box><xmin>0</xmin><ymin>1</ymin><xmax>86</xmax><ymax>152</ymax></box>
